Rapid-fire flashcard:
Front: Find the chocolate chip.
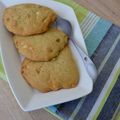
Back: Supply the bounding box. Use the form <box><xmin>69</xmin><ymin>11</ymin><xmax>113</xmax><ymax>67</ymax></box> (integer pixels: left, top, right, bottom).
<box><xmin>36</xmin><ymin>69</ymin><xmax>40</xmax><ymax>74</ymax></box>
<box><xmin>27</xmin><ymin>14</ymin><xmax>31</xmax><ymax>18</ymax></box>
<box><xmin>6</xmin><ymin>18</ymin><xmax>10</xmax><ymax>21</ymax></box>
<box><xmin>56</xmin><ymin>39</ymin><xmax>60</xmax><ymax>43</ymax></box>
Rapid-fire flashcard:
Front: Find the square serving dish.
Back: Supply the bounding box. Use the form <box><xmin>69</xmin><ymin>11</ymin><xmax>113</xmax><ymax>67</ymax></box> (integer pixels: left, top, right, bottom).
<box><xmin>0</xmin><ymin>0</ymin><xmax>93</xmax><ymax>111</ymax></box>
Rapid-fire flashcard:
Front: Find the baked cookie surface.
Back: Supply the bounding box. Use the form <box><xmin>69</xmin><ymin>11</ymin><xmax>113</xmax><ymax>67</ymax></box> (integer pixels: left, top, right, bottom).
<box><xmin>21</xmin><ymin>46</ymin><xmax>79</xmax><ymax>92</ymax></box>
<box><xmin>13</xmin><ymin>28</ymin><xmax>68</xmax><ymax>61</ymax></box>
<box><xmin>3</xmin><ymin>4</ymin><xmax>56</xmax><ymax>35</ymax></box>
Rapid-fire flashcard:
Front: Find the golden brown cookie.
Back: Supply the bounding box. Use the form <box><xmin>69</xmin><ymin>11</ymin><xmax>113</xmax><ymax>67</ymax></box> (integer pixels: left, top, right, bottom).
<box><xmin>21</xmin><ymin>46</ymin><xmax>79</xmax><ymax>92</ymax></box>
<box><xmin>3</xmin><ymin>4</ymin><xmax>56</xmax><ymax>35</ymax></box>
<box><xmin>13</xmin><ymin>28</ymin><xmax>68</xmax><ymax>61</ymax></box>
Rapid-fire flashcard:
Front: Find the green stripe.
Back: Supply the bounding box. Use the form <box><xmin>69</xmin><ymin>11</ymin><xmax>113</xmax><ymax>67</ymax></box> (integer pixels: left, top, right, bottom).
<box><xmin>93</xmin><ymin>67</ymin><xmax>120</xmax><ymax>120</ymax></box>
<box><xmin>114</xmin><ymin>112</ymin><xmax>120</xmax><ymax>120</ymax></box>
<box><xmin>55</xmin><ymin>0</ymin><xmax>88</xmax><ymax>23</ymax></box>
<box><xmin>115</xmin><ymin>112</ymin><xmax>120</xmax><ymax>120</ymax></box>
<box><xmin>112</xmin><ymin>103</ymin><xmax>120</xmax><ymax>120</ymax></box>
<box><xmin>44</xmin><ymin>108</ymin><xmax>63</xmax><ymax>120</ymax></box>
<box><xmin>0</xmin><ymin>55</ymin><xmax>6</xmax><ymax>80</ymax></box>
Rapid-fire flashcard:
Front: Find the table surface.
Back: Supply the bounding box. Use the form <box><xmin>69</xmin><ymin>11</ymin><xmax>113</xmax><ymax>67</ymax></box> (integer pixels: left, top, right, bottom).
<box><xmin>0</xmin><ymin>80</ymin><xmax>58</xmax><ymax>120</ymax></box>
<box><xmin>75</xmin><ymin>0</ymin><xmax>120</xmax><ymax>26</ymax></box>
<box><xmin>1</xmin><ymin>0</ymin><xmax>119</xmax><ymax>120</ymax></box>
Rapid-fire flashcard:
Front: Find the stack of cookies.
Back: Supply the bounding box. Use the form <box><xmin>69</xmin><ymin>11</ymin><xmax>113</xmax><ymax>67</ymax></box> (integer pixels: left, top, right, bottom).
<box><xmin>3</xmin><ymin>4</ymin><xmax>79</xmax><ymax>92</ymax></box>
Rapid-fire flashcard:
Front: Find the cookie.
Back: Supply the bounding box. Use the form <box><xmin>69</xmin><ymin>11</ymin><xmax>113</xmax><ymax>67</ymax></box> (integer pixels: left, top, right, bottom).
<box><xmin>3</xmin><ymin>4</ymin><xmax>56</xmax><ymax>35</ymax></box>
<box><xmin>13</xmin><ymin>28</ymin><xmax>68</xmax><ymax>61</ymax></box>
<box><xmin>21</xmin><ymin>46</ymin><xmax>79</xmax><ymax>92</ymax></box>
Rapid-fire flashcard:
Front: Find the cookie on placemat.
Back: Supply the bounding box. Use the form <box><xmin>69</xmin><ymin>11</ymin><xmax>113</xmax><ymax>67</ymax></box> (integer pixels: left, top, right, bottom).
<box><xmin>13</xmin><ymin>28</ymin><xmax>68</xmax><ymax>61</ymax></box>
<box><xmin>21</xmin><ymin>46</ymin><xmax>79</xmax><ymax>92</ymax></box>
<box><xmin>3</xmin><ymin>4</ymin><xmax>56</xmax><ymax>35</ymax></box>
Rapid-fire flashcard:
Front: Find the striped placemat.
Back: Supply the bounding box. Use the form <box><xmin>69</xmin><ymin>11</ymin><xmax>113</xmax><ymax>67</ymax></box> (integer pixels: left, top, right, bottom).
<box><xmin>46</xmin><ymin>1</ymin><xmax>120</xmax><ymax>120</ymax></box>
<box><xmin>0</xmin><ymin>0</ymin><xmax>120</xmax><ymax>120</ymax></box>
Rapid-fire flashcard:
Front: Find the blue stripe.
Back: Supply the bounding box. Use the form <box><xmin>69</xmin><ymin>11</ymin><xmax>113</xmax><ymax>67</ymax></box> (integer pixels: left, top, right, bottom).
<box><xmin>92</xmin><ymin>25</ymin><xmax>120</xmax><ymax>69</ymax></box>
<box><xmin>56</xmin><ymin>99</ymin><xmax>81</xmax><ymax>120</ymax></box>
<box><xmin>74</xmin><ymin>38</ymin><xmax>120</xmax><ymax>120</ymax></box>
<box><xmin>47</xmin><ymin>106</ymin><xmax>58</xmax><ymax>113</ymax></box>
<box><xmin>97</xmin><ymin>76</ymin><xmax>120</xmax><ymax>120</ymax></box>
<box><xmin>85</xmin><ymin>18</ymin><xmax>112</xmax><ymax>56</ymax></box>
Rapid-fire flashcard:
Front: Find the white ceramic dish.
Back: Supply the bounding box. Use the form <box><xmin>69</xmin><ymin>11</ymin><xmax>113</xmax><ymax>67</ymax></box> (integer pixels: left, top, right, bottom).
<box><xmin>0</xmin><ymin>0</ymin><xmax>93</xmax><ymax>111</ymax></box>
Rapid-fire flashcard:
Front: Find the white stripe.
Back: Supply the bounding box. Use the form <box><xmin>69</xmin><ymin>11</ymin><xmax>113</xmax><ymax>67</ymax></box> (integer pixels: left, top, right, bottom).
<box><xmin>112</xmin><ymin>103</ymin><xmax>120</xmax><ymax>120</ymax></box>
<box><xmin>69</xmin><ymin>33</ymin><xmax>120</xmax><ymax>120</ymax></box>
<box><xmin>82</xmin><ymin>17</ymin><xmax>99</xmax><ymax>38</ymax></box>
<box><xmin>82</xmin><ymin>15</ymin><xmax>98</xmax><ymax>33</ymax></box>
<box><xmin>83</xmin><ymin>16</ymin><xmax>99</xmax><ymax>34</ymax></box>
<box><xmin>81</xmin><ymin>14</ymin><xmax>95</xmax><ymax>32</ymax></box>
<box><xmin>81</xmin><ymin>12</ymin><xmax>97</xmax><ymax>27</ymax></box>
<box><xmin>80</xmin><ymin>12</ymin><xmax>91</xmax><ymax>25</ymax></box>
<box><xmin>81</xmin><ymin>13</ymin><xmax>100</xmax><ymax>38</ymax></box>
<box><xmin>68</xmin><ymin>98</ymin><xmax>86</xmax><ymax>120</ymax></box>
<box><xmin>84</xmin><ymin>17</ymin><xmax>100</xmax><ymax>39</ymax></box>
<box><xmin>98</xmin><ymin>33</ymin><xmax>120</xmax><ymax>74</ymax></box>
<box><xmin>81</xmin><ymin>13</ymin><xmax>98</xmax><ymax>28</ymax></box>
<box><xmin>87</xmin><ymin>59</ymin><xmax>120</xmax><ymax>120</ymax></box>
<box><xmin>81</xmin><ymin>13</ymin><xmax>95</xmax><ymax>31</ymax></box>
<box><xmin>81</xmin><ymin>14</ymin><xmax>97</xmax><ymax>33</ymax></box>
<box><xmin>80</xmin><ymin>12</ymin><xmax>93</xmax><ymax>27</ymax></box>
